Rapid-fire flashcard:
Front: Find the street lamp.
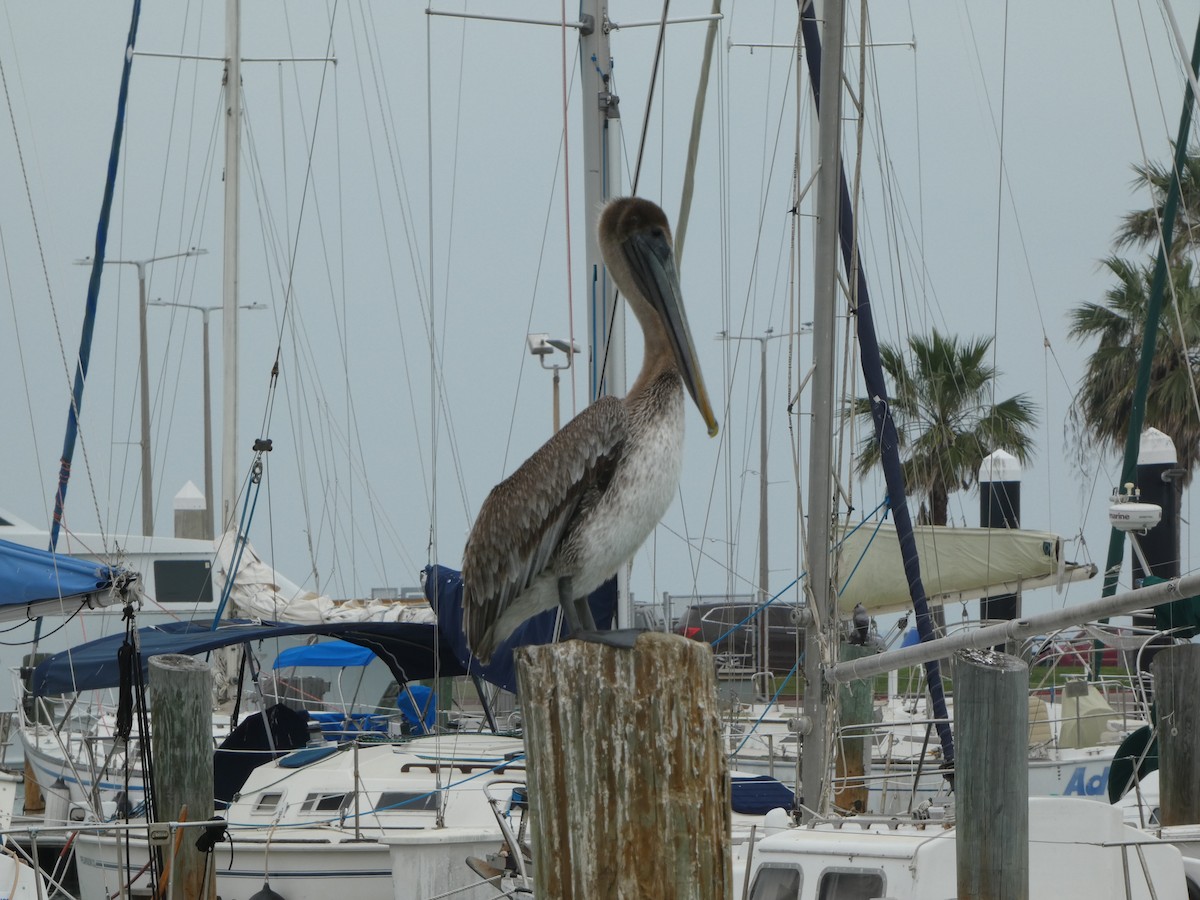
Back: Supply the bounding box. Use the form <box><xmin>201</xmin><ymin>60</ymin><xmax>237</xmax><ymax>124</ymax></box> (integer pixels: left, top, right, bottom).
<box><xmin>74</xmin><ymin>248</ymin><xmax>207</xmax><ymax>537</ymax></box>
<box><xmin>528</xmin><ymin>334</ymin><xmax>582</xmax><ymax>434</ymax></box>
<box><xmin>149</xmin><ymin>299</ymin><xmax>266</xmax><ymax>540</ymax></box>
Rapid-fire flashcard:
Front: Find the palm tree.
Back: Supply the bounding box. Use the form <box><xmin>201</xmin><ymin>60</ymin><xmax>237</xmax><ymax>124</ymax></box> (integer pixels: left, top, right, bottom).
<box><xmin>1115</xmin><ymin>148</ymin><xmax>1200</xmax><ymax>260</ymax></box>
<box><xmin>1068</xmin><ymin>255</ymin><xmax>1200</xmax><ymax>483</ymax></box>
<box><xmin>850</xmin><ymin>329</ymin><xmax>1038</xmax><ymax>526</ymax></box>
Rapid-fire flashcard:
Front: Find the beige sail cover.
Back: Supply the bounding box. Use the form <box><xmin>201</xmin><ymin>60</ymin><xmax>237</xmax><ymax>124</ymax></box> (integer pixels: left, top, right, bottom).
<box><xmin>834</xmin><ymin>522</ymin><xmax>1096</xmax><ymax>616</ymax></box>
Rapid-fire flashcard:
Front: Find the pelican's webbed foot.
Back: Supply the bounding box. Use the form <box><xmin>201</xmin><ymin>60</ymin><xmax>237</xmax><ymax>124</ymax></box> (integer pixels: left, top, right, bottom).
<box><xmin>573</xmin><ymin>627</ymin><xmax>645</xmax><ymax>652</ymax></box>
<box><xmin>558</xmin><ymin>577</ymin><xmax>642</xmax><ymax>651</ymax></box>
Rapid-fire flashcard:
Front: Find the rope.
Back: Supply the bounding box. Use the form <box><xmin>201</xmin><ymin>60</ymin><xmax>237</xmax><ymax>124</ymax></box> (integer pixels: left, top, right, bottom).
<box><xmin>210</xmin><ymin>451</ymin><xmax>269</xmax><ymax>628</ymax></box>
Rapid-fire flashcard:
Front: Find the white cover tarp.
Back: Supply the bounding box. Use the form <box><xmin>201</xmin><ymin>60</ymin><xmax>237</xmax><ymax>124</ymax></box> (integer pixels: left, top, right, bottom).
<box><xmin>213</xmin><ymin>531</ymin><xmax>433</xmax><ymax>624</ymax></box>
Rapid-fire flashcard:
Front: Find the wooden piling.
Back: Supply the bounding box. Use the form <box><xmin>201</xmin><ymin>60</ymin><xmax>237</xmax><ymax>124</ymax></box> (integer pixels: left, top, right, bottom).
<box><xmin>148</xmin><ymin>653</ymin><xmax>215</xmax><ymax>900</ymax></box>
<box><xmin>955</xmin><ymin>649</ymin><xmax>1028</xmax><ymax>900</ymax></box>
<box><xmin>515</xmin><ymin>632</ymin><xmax>730</xmax><ymax>899</ymax></box>
<box><xmin>1151</xmin><ymin>644</ymin><xmax>1200</xmax><ymax>826</ymax></box>
<box><xmin>834</xmin><ymin>644</ymin><xmax>873</xmax><ymax>814</ymax></box>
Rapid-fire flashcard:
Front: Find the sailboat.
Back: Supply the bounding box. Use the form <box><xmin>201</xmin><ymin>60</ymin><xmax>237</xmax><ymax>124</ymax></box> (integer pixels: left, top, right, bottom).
<box><xmin>728</xmin><ymin>0</ymin><xmax>1200</xmax><ymax>896</ymax></box>
<box><xmin>2</xmin><ymin>5</ymin><xmax>529</xmax><ymax>898</ymax></box>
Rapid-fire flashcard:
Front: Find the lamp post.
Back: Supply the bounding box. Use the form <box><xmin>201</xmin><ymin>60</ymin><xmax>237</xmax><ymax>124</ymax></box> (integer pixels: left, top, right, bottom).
<box><xmin>717</xmin><ymin>326</ymin><xmax>811</xmax><ymax>675</ymax></box>
<box><xmin>528</xmin><ymin>333</ymin><xmax>582</xmax><ymax>433</ymax></box>
<box><xmin>149</xmin><ymin>299</ymin><xmax>265</xmax><ymax>540</ymax></box>
<box><xmin>74</xmin><ymin>248</ymin><xmax>207</xmax><ymax>537</ymax></box>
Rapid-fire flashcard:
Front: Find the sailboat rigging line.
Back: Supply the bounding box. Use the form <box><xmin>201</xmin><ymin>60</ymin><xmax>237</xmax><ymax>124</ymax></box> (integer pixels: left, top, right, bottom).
<box><xmin>0</xmin><ymin>44</ymin><xmax>75</xmax><ymax>529</ymax></box>
<box><xmin>560</xmin><ymin>0</ymin><xmax>580</xmax><ymax>421</ymax></box>
<box><xmin>834</xmin><ymin>509</ymin><xmax>889</xmax><ymax>597</ymax></box>
<box><xmin>1095</xmin><ymin>9</ymin><xmax>1200</xmax><ymax>632</ymax></box>
<box><xmin>707</xmin><ymin>496</ymin><xmax>887</xmax><ymax>650</ymax></box>
<box><xmin>210</xmin><ymin>454</ymin><xmax>267</xmax><ymax>628</ymax></box>
<box><xmin>47</xmin><ymin>0</ymin><xmax>143</xmax><ymax>554</ymax></box>
<box><xmin>799</xmin><ymin>2</ymin><xmax>954</xmax><ymax>768</ymax></box>
<box><xmin>710</xmin><ymin>580</ymin><xmax>802</xmax><ymax>649</ymax></box>
<box><xmin>985</xmin><ymin>0</ymin><xmax>1011</xmax><ymax>491</ymax></box>
<box><xmin>260</xmin><ymin>1</ymin><xmax>340</xmax><ymax>441</ymax></box>
<box><xmin>630</xmin><ymin>0</ymin><xmax>671</xmax><ymax>195</ymax></box>
<box><xmin>1116</xmin><ymin>0</ymin><xmax>1200</xmax><ymax>453</ymax></box>
<box><xmin>731</xmin><ymin>656</ymin><xmax>801</xmax><ymax>757</ymax></box>
<box><xmin>1162</xmin><ymin>0</ymin><xmax>1200</xmax><ymax>104</ymax></box>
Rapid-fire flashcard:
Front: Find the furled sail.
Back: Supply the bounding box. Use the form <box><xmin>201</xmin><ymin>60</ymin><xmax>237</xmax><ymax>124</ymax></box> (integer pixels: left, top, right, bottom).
<box><xmin>213</xmin><ymin>532</ymin><xmax>433</xmax><ymax>624</ymax></box>
<box><xmin>835</xmin><ymin>522</ymin><xmax>1096</xmax><ymax>616</ymax></box>
<box><xmin>0</xmin><ymin>537</ymin><xmax>136</xmax><ymax>622</ymax></box>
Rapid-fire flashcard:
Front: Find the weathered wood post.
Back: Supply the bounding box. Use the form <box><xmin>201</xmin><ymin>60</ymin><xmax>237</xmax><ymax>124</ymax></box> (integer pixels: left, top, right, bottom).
<box><xmin>834</xmin><ymin>644</ymin><xmax>873</xmax><ymax>814</ymax></box>
<box><xmin>1151</xmin><ymin>644</ymin><xmax>1200</xmax><ymax>825</ymax></box>
<box><xmin>516</xmin><ymin>632</ymin><xmax>730</xmax><ymax>899</ymax></box>
<box><xmin>149</xmin><ymin>653</ymin><xmax>215</xmax><ymax>900</ymax></box>
<box><xmin>956</xmin><ymin>649</ymin><xmax>1028</xmax><ymax>900</ymax></box>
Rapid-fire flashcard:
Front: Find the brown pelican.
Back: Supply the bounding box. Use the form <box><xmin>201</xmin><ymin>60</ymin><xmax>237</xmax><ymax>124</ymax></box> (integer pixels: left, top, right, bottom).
<box><xmin>461</xmin><ymin>196</ymin><xmax>718</xmax><ymax>663</ymax></box>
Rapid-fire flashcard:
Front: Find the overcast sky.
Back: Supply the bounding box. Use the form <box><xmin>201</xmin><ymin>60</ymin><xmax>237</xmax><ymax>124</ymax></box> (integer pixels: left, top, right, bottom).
<box><xmin>2</xmin><ymin>1</ymin><xmax>1198</xmax><ymax>640</ymax></box>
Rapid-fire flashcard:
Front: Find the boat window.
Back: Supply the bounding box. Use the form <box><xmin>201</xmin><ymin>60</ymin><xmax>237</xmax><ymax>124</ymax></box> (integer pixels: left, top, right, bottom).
<box><xmin>251</xmin><ymin>792</ymin><xmax>283</xmax><ymax>815</ymax></box>
<box><xmin>816</xmin><ymin>868</ymin><xmax>884</xmax><ymax>899</ymax></box>
<box><xmin>749</xmin><ymin>865</ymin><xmax>801</xmax><ymax>900</ymax></box>
<box><xmin>377</xmin><ymin>791</ymin><xmax>440</xmax><ymax>812</ymax></box>
<box><xmin>301</xmin><ymin>792</ymin><xmax>348</xmax><ymax>813</ymax></box>
<box><xmin>152</xmin><ymin>559</ymin><xmax>214</xmax><ymax>604</ymax></box>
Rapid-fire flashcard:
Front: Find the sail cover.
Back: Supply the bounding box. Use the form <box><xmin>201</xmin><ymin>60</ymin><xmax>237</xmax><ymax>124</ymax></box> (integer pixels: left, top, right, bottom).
<box><xmin>32</xmin><ymin>618</ymin><xmax>465</xmax><ymax>695</ymax></box>
<box><xmin>213</xmin><ymin>531</ymin><xmax>435</xmax><ymax>624</ymax></box>
<box><xmin>835</xmin><ymin>523</ymin><xmax>1096</xmax><ymax>615</ymax></box>
<box><xmin>0</xmin><ymin>538</ymin><xmax>134</xmax><ymax>623</ymax></box>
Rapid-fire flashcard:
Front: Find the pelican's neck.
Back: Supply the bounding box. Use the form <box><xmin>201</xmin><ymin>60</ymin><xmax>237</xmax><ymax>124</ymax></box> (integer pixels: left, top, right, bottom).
<box><xmin>627</xmin><ymin>305</ymin><xmax>679</xmax><ymax>404</ymax></box>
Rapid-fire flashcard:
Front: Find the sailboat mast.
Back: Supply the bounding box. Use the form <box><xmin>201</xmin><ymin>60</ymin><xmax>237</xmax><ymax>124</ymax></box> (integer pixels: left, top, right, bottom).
<box><xmin>220</xmin><ymin>0</ymin><xmax>242</xmax><ymax>535</ymax></box>
<box><xmin>578</xmin><ymin>0</ymin><xmax>629</xmax><ymax>625</ymax></box>
<box><xmin>579</xmin><ymin>1</ymin><xmax>625</xmax><ymax>404</ymax></box>
<box><xmin>800</xmin><ymin>0</ymin><xmax>845</xmax><ymax>819</ymax></box>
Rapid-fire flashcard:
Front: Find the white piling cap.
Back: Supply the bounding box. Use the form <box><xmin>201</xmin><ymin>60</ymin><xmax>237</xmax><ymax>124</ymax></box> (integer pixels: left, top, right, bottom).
<box><xmin>173</xmin><ymin>480</ymin><xmax>206</xmax><ymax>511</ymax></box>
<box><xmin>978</xmin><ymin>448</ymin><xmax>1021</xmax><ymax>483</ymax></box>
<box><xmin>1138</xmin><ymin>427</ymin><xmax>1177</xmax><ymax>466</ymax></box>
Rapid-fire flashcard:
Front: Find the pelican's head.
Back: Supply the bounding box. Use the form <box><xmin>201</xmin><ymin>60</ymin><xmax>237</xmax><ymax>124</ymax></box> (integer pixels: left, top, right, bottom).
<box><xmin>599</xmin><ymin>197</ymin><xmax>719</xmax><ymax>437</ymax></box>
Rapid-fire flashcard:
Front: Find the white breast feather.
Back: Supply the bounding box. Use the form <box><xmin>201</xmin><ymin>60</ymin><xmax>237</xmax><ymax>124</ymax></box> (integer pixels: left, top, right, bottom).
<box><xmin>570</xmin><ymin>390</ymin><xmax>685</xmax><ymax>594</ymax></box>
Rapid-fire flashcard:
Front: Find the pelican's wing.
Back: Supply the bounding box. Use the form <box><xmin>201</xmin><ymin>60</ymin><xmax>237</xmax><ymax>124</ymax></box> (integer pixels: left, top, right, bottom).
<box><xmin>462</xmin><ymin>397</ymin><xmax>626</xmax><ymax>655</ymax></box>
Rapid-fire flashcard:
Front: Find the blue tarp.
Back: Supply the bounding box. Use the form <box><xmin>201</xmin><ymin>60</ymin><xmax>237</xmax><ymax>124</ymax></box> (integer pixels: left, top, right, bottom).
<box><xmin>398</xmin><ymin>683</ymin><xmax>436</xmax><ymax>733</ymax></box>
<box><xmin>273</xmin><ymin>639</ymin><xmax>376</xmax><ymax>669</ymax></box>
<box><xmin>425</xmin><ymin>564</ymin><xmax>617</xmax><ymax>695</ymax></box>
<box><xmin>33</xmin><ymin>618</ymin><xmax>466</xmax><ymax>696</ymax></box>
<box><xmin>0</xmin><ymin>537</ymin><xmax>132</xmax><ymax>622</ymax></box>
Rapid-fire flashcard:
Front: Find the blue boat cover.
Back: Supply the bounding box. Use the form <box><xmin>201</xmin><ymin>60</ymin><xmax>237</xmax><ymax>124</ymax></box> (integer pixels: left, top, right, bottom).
<box><xmin>32</xmin><ymin>618</ymin><xmax>466</xmax><ymax>696</ymax></box>
<box><xmin>425</xmin><ymin>564</ymin><xmax>617</xmax><ymax>694</ymax></box>
<box><xmin>0</xmin><ymin>537</ymin><xmax>132</xmax><ymax>622</ymax></box>
<box><xmin>273</xmin><ymin>639</ymin><xmax>376</xmax><ymax>669</ymax></box>
<box><xmin>397</xmin><ymin>683</ymin><xmax>436</xmax><ymax>733</ymax></box>
<box><xmin>730</xmin><ymin>775</ymin><xmax>797</xmax><ymax>815</ymax></box>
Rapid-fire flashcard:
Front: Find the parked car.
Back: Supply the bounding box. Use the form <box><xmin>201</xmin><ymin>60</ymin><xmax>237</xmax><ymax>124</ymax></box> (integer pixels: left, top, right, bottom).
<box><xmin>674</xmin><ymin>601</ymin><xmax>804</xmax><ymax>673</ymax></box>
<box><xmin>632</xmin><ymin>604</ymin><xmax>667</xmax><ymax>632</ymax></box>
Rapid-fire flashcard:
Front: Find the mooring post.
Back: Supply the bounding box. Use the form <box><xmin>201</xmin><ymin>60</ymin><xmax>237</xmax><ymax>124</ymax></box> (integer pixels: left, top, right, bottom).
<box><xmin>516</xmin><ymin>632</ymin><xmax>730</xmax><ymax>899</ymax></box>
<box><xmin>956</xmin><ymin>648</ymin><xmax>1028</xmax><ymax>900</ymax></box>
<box><xmin>834</xmin><ymin>643</ymin><xmax>873</xmax><ymax>814</ymax></box>
<box><xmin>1151</xmin><ymin>644</ymin><xmax>1200</xmax><ymax>825</ymax></box>
<box><xmin>149</xmin><ymin>653</ymin><xmax>215</xmax><ymax>900</ymax></box>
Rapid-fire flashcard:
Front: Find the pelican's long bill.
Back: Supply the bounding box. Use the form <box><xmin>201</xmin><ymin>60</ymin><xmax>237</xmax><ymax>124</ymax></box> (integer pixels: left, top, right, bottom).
<box><xmin>620</xmin><ymin>226</ymin><xmax>719</xmax><ymax>437</ymax></box>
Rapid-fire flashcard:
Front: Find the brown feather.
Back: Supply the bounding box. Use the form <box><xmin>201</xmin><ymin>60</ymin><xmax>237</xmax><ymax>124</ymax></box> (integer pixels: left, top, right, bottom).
<box><xmin>461</xmin><ymin>397</ymin><xmax>626</xmax><ymax>659</ymax></box>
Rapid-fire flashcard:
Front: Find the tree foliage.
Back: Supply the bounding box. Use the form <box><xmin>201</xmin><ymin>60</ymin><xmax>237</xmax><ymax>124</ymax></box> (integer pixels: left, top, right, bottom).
<box><xmin>1070</xmin><ymin>146</ymin><xmax>1200</xmax><ymax>485</ymax></box>
<box><xmin>1068</xmin><ymin>256</ymin><xmax>1200</xmax><ymax>484</ymax></box>
<box><xmin>850</xmin><ymin>329</ymin><xmax>1038</xmax><ymax>525</ymax></box>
